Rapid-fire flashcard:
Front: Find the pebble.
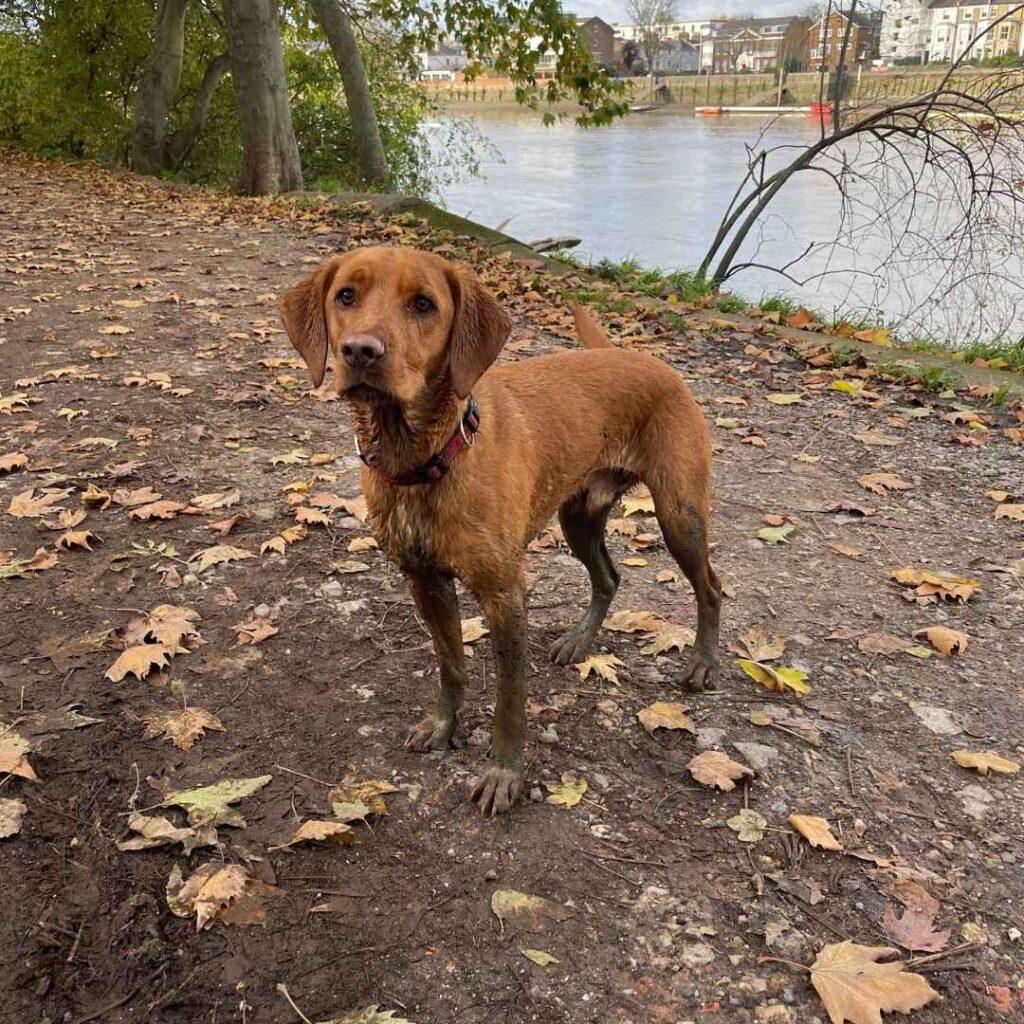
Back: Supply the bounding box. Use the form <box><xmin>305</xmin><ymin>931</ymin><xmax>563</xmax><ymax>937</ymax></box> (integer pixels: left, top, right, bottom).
<box><xmin>755</xmin><ymin>1006</ymin><xmax>795</xmax><ymax>1024</ymax></box>
<box><xmin>911</xmin><ymin>704</ymin><xmax>962</xmax><ymax>736</ymax></box>
<box><xmin>959</xmin><ymin>784</ymin><xmax>994</xmax><ymax>820</ymax></box>
<box><xmin>538</xmin><ymin>724</ymin><xmax>559</xmax><ymax>745</ymax></box>
<box><xmin>484</xmin><ymin>867</ymin><xmax>498</xmax><ymax>881</ymax></box>
<box><xmin>696</xmin><ymin>727</ymin><xmax>726</xmax><ymax>751</ymax></box>
<box><xmin>678</xmin><ymin>942</ymin><xmax>715</xmax><ymax>968</ymax></box>
<box><xmin>529</xmin><ymin>786</ymin><xmax>544</xmax><ymax>803</ymax></box>
<box><xmin>733</xmin><ymin>741</ymin><xmax>779</xmax><ymax>770</ymax></box>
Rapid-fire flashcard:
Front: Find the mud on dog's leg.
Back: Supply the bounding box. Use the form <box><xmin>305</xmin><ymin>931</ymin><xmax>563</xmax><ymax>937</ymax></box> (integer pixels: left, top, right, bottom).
<box><xmin>468</xmin><ymin>579</ymin><xmax>527</xmax><ymax>816</ymax></box>
<box><xmin>403</xmin><ymin>570</ymin><xmax>467</xmax><ymax>753</ymax></box>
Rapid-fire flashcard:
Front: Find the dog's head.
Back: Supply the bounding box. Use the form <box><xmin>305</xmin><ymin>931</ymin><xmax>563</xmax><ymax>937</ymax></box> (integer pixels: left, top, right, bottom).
<box><xmin>279</xmin><ymin>246</ymin><xmax>511</xmax><ymax>405</ymax></box>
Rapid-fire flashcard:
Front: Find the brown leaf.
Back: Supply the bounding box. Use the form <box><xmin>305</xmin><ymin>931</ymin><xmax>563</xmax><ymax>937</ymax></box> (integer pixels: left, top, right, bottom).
<box><xmin>209</xmin><ymin>514</ymin><xmax>247</xmax><ymax>536</ymax></box>
<box><xmin>912</xmin><ymin>626</ymin><xmax>967</xmax><ymax>656</ymax></box>
<box><xmin>732</xmin><ymin>625</ymin><xmax>786</xmax><ymax>662</ymax></box>
<box><xmin>143</xmin><ymin>707</ymin><xmax>225</xmax><ymax>750</ymax></box>
<box><xmin>882</xmin><ymin>905</ymin><xmax>951</xmax><ymax>953</ymax></box>
<box><xmin>167</xmin><ymin>863</ymin><xmax>252</xmax><ymax>931</ymax></box>
<box><xmin>129</xmin><ymin>500</ymin><xmax>185</xmax><ymax>521</ymax></box>
<box><xmin>54</xmin><ymin>529</ymin><xmax>98</xmax><ymax>552</ymax></box>
<box><xmin>190</xmin><ymin>488</ymin><xmax>241</xmax><ymax>511</ymax></box>
<box><xmin>8</xmin><ymin>487</ymin><xmax>71</xmax><ymax>519</ymax></box>
<box><xmin>105</xmin><ymin>644</ymin><xmax>172</xmax><ymax>682</ymax></box>
<box><xmin>951</xmin><ymin>750</ymin><xmax>1020</xmax><ymax>775</ymax></box>
<box><xmin>295</xmin><ymin>505</ymin><xmax>331</xmax><ymax>527</ymax></box>
<box><xmin>285</xmin><ymin>820</ymin><xmax>357</xmax><ymax>847</ymax></box>
<box><xmin>857</xmin><ymin>472</ymin><xmax>912</xmax><ymax>496</ymax></box>
<box><xmin>0</xmin><ymin>728</ymin><xmax>37</xmax><ymax>780</ymax></box>
<box><xmin>0</xmin><ymin>797</ymin><xmax>27</xmax><ymax>838</ymax></box>
<box><xmin>233</xmin><ymin>617</ymin><xmax>278</xmax><ymax>645</ymax></box>
<box><xmin>857</xmin><ymin>632</ymin><xmax>912</xmax><ymax>656</ymax></box>
<box><xmin>809</xmin><ymin>941</ymin><xmax>939</xmax><ymax>1024</ymax></box>
<box><xmin>347</xmin><ymin>535</ymin><xmax>378</xmax><ymax>552</ymax></box>
<box><xmin>0</xmin><ymin>452</ymin><xmax>29</xmax><ymax>474</ymax></box>
<box><xmin>147</xmin><ymin>605</ymin><xmax>202</xmax><ymax>652</ymax></box>
<box><xmin>789</xmin><ymin>814</ymin><xmax>843</xmax><ymax>851</ymax></box>
<box><xmin>605</xmin><ymin>610</ymin><xmax>666</xmax><ymax>634</ymax></box>
<box><xmin>686</xmin><ymin>750</ymin><xmax>753</xmax><ymax>791</ymax></box>
<box><xmin>637</xmin><ymin>701</ymin><xmax>694</xmax><ymax>734</ymax></box>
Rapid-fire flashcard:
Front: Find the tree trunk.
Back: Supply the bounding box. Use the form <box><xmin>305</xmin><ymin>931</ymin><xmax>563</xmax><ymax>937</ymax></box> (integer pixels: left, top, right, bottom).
<box><xmin>310</xmin><ymin>0</ymin><xmax>390</xmax><ymax>188</ymax></box>
<box><xmin>166</xmin><ymin>53</ymin><xmax>231</xmax><ymax>168</ymax></box>
<box><xmin>222</xmin><ymin>0</ymin><xmax>303</xmax><ymax>194</ymax></box>
<box><xmin>131</xmin><ymin>0</ymin><xmax>188</xmax><ymax>175</ymax></box>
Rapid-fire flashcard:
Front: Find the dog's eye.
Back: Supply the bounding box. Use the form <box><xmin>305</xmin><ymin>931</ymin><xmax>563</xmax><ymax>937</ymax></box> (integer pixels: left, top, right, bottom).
<box><xmin>336</xmin><ymin>287</ymin><xmax>356</xmax><ymax>307</ymax></box>
<box><xmin>411</xmin><ymin>294</ymin><xmax>435</xmax><ymax>315</ymax></box>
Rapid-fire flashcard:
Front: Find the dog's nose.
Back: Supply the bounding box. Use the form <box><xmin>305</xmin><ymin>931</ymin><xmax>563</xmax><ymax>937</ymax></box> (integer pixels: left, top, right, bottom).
<box><xmin>341</xmin><ymin>334</ymin><xmax>385</xmax><ymax>370</ymax></box>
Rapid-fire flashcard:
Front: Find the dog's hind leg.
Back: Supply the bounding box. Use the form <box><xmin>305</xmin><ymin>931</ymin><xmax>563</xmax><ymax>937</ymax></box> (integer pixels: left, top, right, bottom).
<box><xmin>651</xmin><ymin>491</ymin><xmax>721</xmax><ymax>691</ymax></box>
<box><xmin>548</xmin><ymin>472</ymin><xmax>633</xmax><ymax>666</ymax></box>
<box><xmin>403</xmin><ymin>570</ymin><xmax>467</xmax><ymax>752</ymax></box>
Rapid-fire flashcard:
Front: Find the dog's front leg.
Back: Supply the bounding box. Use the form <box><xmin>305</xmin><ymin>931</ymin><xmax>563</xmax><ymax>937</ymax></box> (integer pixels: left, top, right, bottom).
<box><xmin>403</xmin><ymin>570</ymin><xmax>467</xmax><ymax>753</ymax></box>
<box><xmin>468</xmin><ymin>580</ymin><xmax>527</xmax><ymax>816</ymax></box>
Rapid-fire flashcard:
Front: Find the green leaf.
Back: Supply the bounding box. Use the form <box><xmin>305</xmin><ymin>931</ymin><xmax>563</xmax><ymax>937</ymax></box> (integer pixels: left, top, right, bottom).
<box><xmin>162</xmin><ymin>775</ymin><xmax>272</xmax><ymax>827</ymax></box>
<box><xmin>520</xmin><ymin>948</ymin><xmax>560</xmax><ymax>966</ymax></box>
<box><xmin>758</xmin><ymin>525</ymin><xmax>794</xmax><ymax>545</ymax></box>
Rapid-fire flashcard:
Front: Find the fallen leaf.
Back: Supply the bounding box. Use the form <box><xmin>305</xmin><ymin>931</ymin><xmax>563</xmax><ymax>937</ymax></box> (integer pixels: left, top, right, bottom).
<box><xmin>913</xmin><ymin>626</ymin><xmax>967</xmax><ymax>656</ymax></box>
<box><xmin>520</xmin><ymin>948</ymin><xmax>560</xmax><ymax>966</ymax></box>
<box><xmin>0</xmin><ymin>452</ymin><xmax>29</xmax><ymax>473</ymax></box>
<box><xmin>128</xmin><ymin>500</ymin><xmax>186</xmax><ymax>521</ymax></box>
<box><xmin>162</xmin><ymin>775</ymin><xmax>273</xmax><ymax>827</ymax></box>
<box><xmin>605</xmin><ymin>609</ymin><xmax>665</xmax><ymax>634</ymax></box>
<box><xmin>758</xmin><ymin>525</ymin><xmax>793</xmax><ymax>545</ymax></box>
<box><xmin>890</xmin><ymin>568</ymin><xmax>980</xmax><ymax>604</ymax></box>
<box><xmin>858</xmin><ymin>473</ymin><xmax>912</xmax><ymax>496</ymax></box>
<box><xmin>687</xmin><ymin>750</ymin><xmax>753</xmax><ymax>791</ymax></box>
<box><xmin>190</xmin><ymin>488</ymin><xmax>241</xmax><ymax>510</ymax></box>
<box><xmin>0</xmin><ymin>547</ymin><xmax>58</xmax><ymax>580</ymax></box>
<box><xmin>190</xmin><ymin>544</ymin><xmax>254</xmax><ymax>573</ymax></box>
<box><xmin>116</xmin><ymin>812</ymin><xmax>216</xmax><ymax>853</ymax></box>
<box><xmin>0</xmin><ymin>727</ymin><xmax>37</xmax><ymax>780</ymax></box>
<box><xmin>461</xmin><ymin>617</ymin><xmax>489</xmax><ymax>644</ymax></box>
<box><xmin>733</xmin><ymin>626</ymin><xmax>786</xmax><ymax>662</ymax></box>
<box><xmin>8</xmin><ymin>487</ymin><xmax>71</xmax><ymax>519</ymax></box>
<box><xmin>726</xmin><ymin>808</ymin><xmax>767</xmax><ymax>842</ymax></box>
<box><xmin>54</xmin><ymin>529</ymin><xmax>97</xmax><ymax>552</ymax></box>
<box><xmin>637</xmin><ymin>701</ymin><xmax>694</xmax><ymax>734</ymax></box>
<box><xmin>830</xmin><ymin>543</ymin><xmax>864</xmax><ymax>559</ymax></box>
<box><xmin>789</xmin><ymin>814</ymin><xmax>843</xmax><ymax>851</ymax></box>
<box><xmin>295</xmin><ymin>505</ymin><xmax>331</xmax><ymax>527</ymax></box>
<box><xmin>261</xmin><ymin>535</ymin><xmax>287</xmax><ymax>555</ymax></box>
<box><xmin>882</xmin><ymin>904</ymin><xmax>951</xmax><ymax>953</ymax></box>
<box><xmin>285</xmin><ymin>820</ymin><xmax>357</xmax><ymax>847</ymax></box>
<box><xmin>857</xmin><ymin>632</ymin><xmax>912</xmax><ymax>656</ymax></box>
<box><xmin>331</xmin><ymin>559</ymin><xmax>369</xmax><ymax>574</ymax></box>
<box><xmin>621</xmin><ymin>556</ymin><xmax>648</xmax><ymax>567</ymax></box>
<box><xmin>0</xmin><ymin>797</ymin><xmax>27</xmax><ymax>838</ymax></box>
<box><xmin>105</xmin><ymin>644</ymin><xmax>172</xmax><ymax>682</ymax></box>
<box><xmin>146</xmin><ymin>605</ymin><xmax>202</xmax><ymax>651</ymax></box>
<box><xmin>766</xmin><ymin>393</ymin><xmax>803</xmax><ymax>405</ymax></box>
<box><xmin>809</xmin><ymin>941</ymin><xmax>939</xmax><ymax>1024</ymax></box>
<box><xmin>348</xmin><ymin>535</ymin><xmax>378</xmax><ymax>552</ymax></box>
<box><xmin>329</xmin><ymin>779</ymin><xmax>397</xmax><ymax>817</ymax></box>
<box><xmin>167</xmin><ymin>862</ymin><xmax>274</xmax><ymax>931</ymax></box>
<box><xmin>853</xmin><ymin>430</ymin><xmax>903</xmax><ymax>447</ymax></box>
<box><xmin>621</xmin><ymin>488</ymin><xmax>655</xmax><ymax>516</ymax></box>
<box><xmin>490</xmin><ymin>889</ymin><xmax>573</xmax><ymax>934</ymax></box>
<box><xmin>736</xmin><ymin>659</ymin><xmax>810</xmax><ymax>695</ymax></box>
<box><xmin>951</xmin><ymin>750</ymin><xmax>1020</xmax><ymax>775</ymax></box>
<box><xmin>544</xmin><ymin>773</ymin><xmax>587</xmax><ymax>808</ymax></box>
<box><xmin>233</xmin><ymin>617</ymin><xmax>278</xmax><ymax>645</ymax></box>
<box><xmin>639</xmin><ymin>623</ymin><xmax>695</xmax><ymax>654</ymax></box>
<box><xmin>143</xmin><ymin>707</ymin><xmax>225</xmax><ymax>750</ymax></box>
<box><xmin>574</xmin><ymin>653</ymin><xmax>623</xmax><ymax>683</ymax></box>
<box><xmin>994</xmin><ymin>503</ymin><xmax>1024</xmax><ymax>522</ymax></box>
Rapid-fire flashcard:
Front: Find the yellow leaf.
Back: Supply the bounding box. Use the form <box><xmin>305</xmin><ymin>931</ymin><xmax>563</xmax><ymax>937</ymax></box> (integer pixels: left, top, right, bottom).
<box><xmin>280</xmin><ymin>525</ymin><xmax>308</xmax><ymax>544</ymax></box>
<box><xmin>190</xmin><ymin>544</ymin><xmax>254</xmax><ymax>573</ymax></box>
<box><xmin>995</xmin><ymin>503</ymin><xmax>1024</xmax><ymax>522</ymax></box>
<box><xmin>831</xmin><ymin>379</ymin><xmax>863</xmax><ymax>393</ymax></box>
<box><xmin>912</xmin><ymin>626</ymin><xmax>967</xmax><ymax>656</ymax></box>
<box><xmin>605</xmin><ymin>610</ymin><xmax>666</xmax><ymax>634</ymax></box>
<box><xmin>853</xmin><ymin>326</ymin><xmax>893</xmax><ymax>346</ymax></box>
<box><xmin>735</xmin><ymin>659</ymin><xmax>810</xmax><ymax>695</ymax></box>
<box><xmin>105</xmin><ymin>644</ymin><xmax>172</xmax><ymax>682</ymax></box>
<box><xmin>809</xmin><ymin>941</ymin><xmax>939</xmax><ymax>1024</ymax></box>
<box><xmin>286</xmin><ymin>820</ymin><xmax>357</xmax><ymax>847</ymax></box>
<box><xmin>621</xmin><ymin>488</ymin><xmax>655</xmax><ymax>516</ymax></box>
<box><xmin>143</xmin><ymin>707</ymin><xmax>225</xmax><ymax>750</ymax></box>
<box><xmin>766</xmin><ymin>393</ymin><xmax>803</xmax><ymax>405</ymax></box>
<box><xmin>686</xmin><ymin>750</ymin><xmax>753</xmax><ymax>791</ymax></box>
<box><xmin>574</xmin><ymin>654</ymin><xmax>623</xmax><ymax>683</ymax></box>
<box><xmin>0</xmin><ymin>728</ymin><xmax>37</xmax><ymax>780</ymax></box>
<box><xmin>544</xmin><ymin>773</ymin><xmax>587</xmax><ymax>808</ymax></box>
<box><xmin>890</xmin><ymin>568</ymin><xmax>980</xmax><ymax>603</ymax></box>
<box><xmin>295</xmin><ymin>505</ymin><xmax>330</xmax><ymax>526</ymax></box>
<box><xmin>461</xmin><ymin>616</ymin><xmax>489</xmax><ymax>644</ymax></box>
<box><xmin>952</xmin><ymin>750</ymin><xmax>1020</xmax><ymax>775</ymax></box>
<box><xmin>261</xmin><ymin>536</ymin><xmax>287</xmax><ymax>555</ymax></box>
<box><xmin>347</xmin><ymin>535</ymin><xmax>378</xmax><ymax>552</ymax></box>
<box><xmin>621</xmin><ymin>556</ymin><xmax>648</xmax><ymax>567</ymax></box>
<box><xmin>733</xmin><ymin>626</ymin><xmax>786</xmax><ymax>662</ymax></box>
<box><xmin>637</xmin><ymin>701</ymin><xmax>694</xmax><ymax>734</ymax></box>
<box><xmin>789</xmin><ymin>813</ymin><xmax>843</xmax><ymax>851</ymax></box>
<box><xmin>639</xmin><ymin>624</ymin><xmax>694</xmax><ymax>655</ymax></box>
<box><xmin>520</xmin><ymin>948</ymin><xmax>560</xmax><ymax>966</ymax></box>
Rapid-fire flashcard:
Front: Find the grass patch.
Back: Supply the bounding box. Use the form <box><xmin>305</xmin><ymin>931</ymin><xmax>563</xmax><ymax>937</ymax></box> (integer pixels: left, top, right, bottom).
<box><xmin>958</xmin><ymin>338</ymin><xmax>1024</xmax><ymax>372</ymax></box>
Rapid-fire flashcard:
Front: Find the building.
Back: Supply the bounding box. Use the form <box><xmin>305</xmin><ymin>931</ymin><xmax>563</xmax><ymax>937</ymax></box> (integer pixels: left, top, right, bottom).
<box><xmin>808</xmin><ymin>10</ymin><xmax>881</xmax><ymax>69</ymax></box>
<box><xmin>879</xmin><ymin>0</ymin><xmax>933</xmax><ymax>62</ymax></box>
<box><xmin>654</xmin><ymin>38</ymin><xmax>700</xmax><ymax>73</ymax></box>
<box><xmin>576</xmin><ymin>16</ymin><xmax>616</xmax><ymax>65</ymax></box>
<box><xmin>700</xmin><ymin>17</ymin><xmax>811</xmax><ymax>73</ymax></box>
<box><xmin>926</xmin><ymin>1</ymin><xmax>1024</xmax><ymax>62</ymax></box>
<box><xmin>416</xmin><ymin>42</ymin><xmax>470</xmax><ymax>81</ymax></box>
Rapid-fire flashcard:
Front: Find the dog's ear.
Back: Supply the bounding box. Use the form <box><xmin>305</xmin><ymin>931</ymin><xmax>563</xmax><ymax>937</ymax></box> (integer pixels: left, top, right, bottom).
<box><xmin>279</xmin><ymin>259</ymin><xmax>338</xmax><ymax>388</ymax></box>
<box><xmin>445</xmin><ymin>264</ymin><xmax>512</xmax><ymax>400</ymax></box>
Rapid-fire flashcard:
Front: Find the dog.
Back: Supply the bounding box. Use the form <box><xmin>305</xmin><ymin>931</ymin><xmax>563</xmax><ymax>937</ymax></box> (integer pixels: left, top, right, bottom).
<box><xmin>280</xmin><ymin>246</ymin><xmax>721</xmax><ymax>815</ymax></box>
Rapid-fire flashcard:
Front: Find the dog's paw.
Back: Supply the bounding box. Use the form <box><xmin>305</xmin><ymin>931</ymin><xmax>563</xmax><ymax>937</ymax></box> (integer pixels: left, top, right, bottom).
<box><xmin>468</xmin><ymin>763</ymin><xmax>522</xmax><ymax>817</ymax></box>
<box><xmin>404</xmin><ymin>712</ymin><xmax>456</xmax><ymax>753</ymax></box>
<box><xmin>548</xmin><ymin>627</ymin><xmax>597</xmax><ymax>666</ymax></box>
<box><xmin>681</xmin><ymin>649</ymin><xmax>720</xmax><ymax>691</ymax></box>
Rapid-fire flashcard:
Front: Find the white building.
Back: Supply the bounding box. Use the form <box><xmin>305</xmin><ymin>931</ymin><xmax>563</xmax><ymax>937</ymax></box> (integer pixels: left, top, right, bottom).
<box><xmin>880</xmin><ymin>0</ymin><xmax>1024</xmax><ymax>63</ymax></box>
<box><xmin>879</xmin><ymin>0</ymin><xmax>933</xmax><ymax>62</ymax></box>
<box><xmin>416</xmin><ymin>42</ymin><xmax>470</xmax><ymax>81</ymax></box>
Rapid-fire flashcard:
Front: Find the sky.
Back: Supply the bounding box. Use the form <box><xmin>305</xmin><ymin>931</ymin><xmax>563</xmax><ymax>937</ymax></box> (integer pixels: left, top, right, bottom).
<box><xmin>579</xmin><ymin>0</ymin><xmax>803</xmax><ymax>22</ymax></box>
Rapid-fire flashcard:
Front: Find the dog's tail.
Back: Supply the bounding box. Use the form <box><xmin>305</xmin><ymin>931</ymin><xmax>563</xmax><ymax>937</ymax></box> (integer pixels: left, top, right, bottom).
<box><xmin>573</xmin><ymin>303</ymin><xmax>615</xmax><ymax>349</ymax></box>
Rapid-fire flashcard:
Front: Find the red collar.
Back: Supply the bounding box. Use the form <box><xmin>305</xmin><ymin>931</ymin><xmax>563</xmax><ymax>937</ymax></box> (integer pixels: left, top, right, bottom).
<box><xmin>356</xmin><ymin>396</ymin><xmax>480</xmax><ymax>486</ymax></box>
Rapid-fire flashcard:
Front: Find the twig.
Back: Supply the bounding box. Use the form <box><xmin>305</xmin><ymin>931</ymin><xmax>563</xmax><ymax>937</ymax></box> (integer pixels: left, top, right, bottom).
<box><xmin>66</xmin><ymin>921</ymin><xmax>85</xmax><ymax>963</ymax></box>
<box><xmin>906</xmin><ymin>941</ymin><xmax>983</xmax><ymax>967</ymax></box>
<box><xmin>581</xmin><ymin>853</ymin><xmax>645</xmax><ymax>889</ymax></box>
<box><xmin>70</xmin><ymin>968</ymin><xmax>163</xmax><ymax>1024</ymax></box>
<box><xmin>276</xmin><ymin>984</ymin><xmax>313</xmax><ymax>1024</ymax></box>
<box><xmin>274</xmin><ymin>764</ymin><xmax>337</xmax><ymax>788</ymax></box>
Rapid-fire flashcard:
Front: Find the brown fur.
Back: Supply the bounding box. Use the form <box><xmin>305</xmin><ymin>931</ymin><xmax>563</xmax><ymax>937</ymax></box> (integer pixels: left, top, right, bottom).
<box><xmin>280</xmin><ymin>246</ymin><xmax>721</xmax><ymax>815</ymax></box>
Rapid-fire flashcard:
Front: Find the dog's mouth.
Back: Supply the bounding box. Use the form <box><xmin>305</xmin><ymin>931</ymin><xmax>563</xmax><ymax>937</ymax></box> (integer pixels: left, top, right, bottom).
<box><xmin>341</xmin><ymin>380</ymin><xmax>395</xmax><ymax>405</ymax></box>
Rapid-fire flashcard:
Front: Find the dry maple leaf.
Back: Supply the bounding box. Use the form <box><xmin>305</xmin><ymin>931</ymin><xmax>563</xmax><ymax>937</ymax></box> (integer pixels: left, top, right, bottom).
<box><xmin>951</xmin><ymin>750</ymin><xmax>1020</xmax><ymax>775</ymax></box>
<box><xmin>994</xmin><ymin>503</ymin><xmax>1024</xmax><ymax>522</ymax></box>
<box><xmin>605</xmin><ymin>609</ymin><xmax>666</xmax><ymax>634</ymax></box>
<box><xmin>809</xmin><ymin>941</ymin><xmax>939</xmax><ymax>1024</ymax></box>
<box><xmin>686</xmin><ymin>750</ymin><xmax>753</xmax><ymax>791</ymax></box>
<box><xmin>8</xmin><ymin>488</ymin><xmax>71</xmax><ymax>519</ymax></box>
<box><xmin>190</xmin><ymin>488</ymin><xmax>241</xmax><ymax>510</ymax></box>
<box><xmin>167</xmin><ymin>862</ymin><xmax>252</xmax><ymax>931</ymax></box>
<box><xmin>329</xmin><ymin>779</ymin><xmax>397</xmax><ymax>817</ymax></box>
<box><xmin>544</xmin><ymin>772</ymin><xmax>587</xmax><ymax>808</ymax></box>
<box><xmin>143</xmin><ymin>707</ymin><xmax>225</xmax><ymax>750</ymax></box>
<box><xmin>789</xmin><ymin>813</ymin><xmax>843</xmax><ymax>851</ymax></box>
<box><xmin>621</xmin><ymin>488</ymin><xmax>655</xmax><ymax>517</ymax></box>
<box><xmin>574</xmin><ymin>653</ymin><xmax>623</xmax><ymax>683</ymax></box>
<box><xmin>129</xmin><ymin>500</ymin><xmax>185</xmax><ymax>521</ymax></box>
<box><xmin>295</xmin><ymin>505</ymin><xmax>330</xmax><ymax>526</ymax></box>
<box><xmin>736</xmin><ymin>658</ymin><xmax>810</xmax><ymax>695</ymax></box>
<box><xmin>0</xmin><ymin>727</ymin><xmax>38</xmax><ymax>780</ymax></box>
<box><xmin>190</xmin><ymin>544</ymin><xmax>254</xmax><ymax>573</ymax></box>
<box><xmin>233</xmin><ymin>617</ymin><xmax>278</xmax><ymax>645</ymax></box>
<box><xmin>54</xmin><ymin>529</ymin><xmax>97</xmax><ymax>552</ymax></box>
<box><xmin>105</xmin><ymin>644</ymin><xmax>172</xmax><ymax>682</ymax></box>
<box><xmin>348</xmin><ymin>535</ymin><xmax>378</xmax><ymax>553</ymax></box>
<box><xmin>146</xmin><ymin>605</ymin><xmax>202</xmax><ymax>651</ymax></box>
<box><xmin>890</xmin><ymin>568</ymin><xmax>980</xmax><ymax>604</ymax></box>
<box><xmin>857</xmin><ymin>473</ymin><xmax>912</xmax><ymax>496</ymax></box>
<box><xmin>732</xmin><ymin>625</ymin><xmax>787</xmax><ymax>662</ymax></box>
<box><xmin>116</xmin><ymin>812</ymin><xmax>216</xmax><ymax>853</ymax></box>
<box><xmin>637</xmin><ymin>701</ymin><xmax>694</xmax><ymax>734</ymax></box>
<box><xmin>261</xmin><ymin>535</ymin><xmax>287</xmax><ymax>555</ymax></box>
<box><xmin>0</xmin><ymin>797</ymin><xmax>26</xmax><ymax>838</ymax></box>
<box><xmin>285</xmin><ymin>820</ymin><xmax>357</xmax><ymax>847</ymax></box>
<box><xmin>461</xmin><ymin>617</ymin><xmax>489</xmax><ymax>644</ymax></box>
<box><xmin>882</xmin><ymin>905</ymin><xmax>951</xmax><ymax>953</ymax></box>
<box><xmin>912</xmin><ymin>626</ymin><xmax>967</xmax><ymax>656</ymax></box>
<box><xmin>0</xmin><ymin>452</ymin><xmax>29</xmax><ymax>473</ymax></box>
<box><xmin>639</xmin><ymin>624</ymin><xmax>695</xmax><ymax>655</ymax></box>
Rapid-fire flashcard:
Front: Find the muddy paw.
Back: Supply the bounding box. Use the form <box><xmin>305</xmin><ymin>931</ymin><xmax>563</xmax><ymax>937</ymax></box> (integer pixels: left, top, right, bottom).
<box><xmin>404</xmin><ymin>712</ymin><xmax>456</xmax><ymax>753</ymax></box>
<box><xmin>548</xmin><ymin>627</ymin><xmax>597</xmax><ymax>666</ymax></box>
<box><xmin>681</xmin><ymin>649</ymin><xmax>719</xmax><ymax>692</ymax></box>
<box><xmin>468</xmin><ymin>763</ymin><xmax>523</xmax><ymax>817</ymax></box>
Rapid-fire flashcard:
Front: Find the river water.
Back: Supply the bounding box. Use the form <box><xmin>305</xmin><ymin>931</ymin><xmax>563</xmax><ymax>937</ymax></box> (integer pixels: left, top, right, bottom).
<box><xmin>433</xmin><ymin>111</ymin><xmax>1024</xmax><ymax>344</ymax></box>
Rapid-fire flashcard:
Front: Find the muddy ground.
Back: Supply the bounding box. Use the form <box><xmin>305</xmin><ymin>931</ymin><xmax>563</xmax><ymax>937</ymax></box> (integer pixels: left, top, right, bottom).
<box><xmin>1</xmin><ymin>150</ymin><xmax>1023</xmax><ymax>1024</ymax></box>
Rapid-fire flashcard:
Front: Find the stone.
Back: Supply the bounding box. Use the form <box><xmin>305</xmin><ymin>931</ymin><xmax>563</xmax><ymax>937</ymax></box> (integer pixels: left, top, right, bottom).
<box><xmin>538</xmin><ymin>724</ymin><xmax>559</xmax><ymax>745</ymax></box>
<box><xmin>317</xmin><ymin>580</ymin><xmax>344</xmax><ymax>599</ymax></box>
<box><xmin>959</xmin><ymin>784</ymin><xmax>994</xmax><ymax>820</ymax></box>
<box><xmin>678</xmin><ymin>942</ymin><xmax>715</xmax><ymax>968</ymax></box>
<box><xmin>253</xmin><ymin>603</ymin><xmax>271</xmax><ymax>619</ymax></box>
<box><xmin>733</xmin><ymin>741</ymin><xmax>779</xmax><ymax>770</ymax></box>
<box><xmin>911</xmin><ymin>704</ymin><xmax>961</xmax><ymax>736</ymax></box>
<box><xmin>696</xmin><ymin>727</ymin><xmax>726</xmax><ymax>751</ymax></box>
<box><xmin>756</xmin><ymin>1005</ymin><xmax>795</xmax><ymax>1024</ymax></box>
<box><xmin>529</xmin><ymin>786</ymin><xmax>544</xmax><ymax>803</ymax></box>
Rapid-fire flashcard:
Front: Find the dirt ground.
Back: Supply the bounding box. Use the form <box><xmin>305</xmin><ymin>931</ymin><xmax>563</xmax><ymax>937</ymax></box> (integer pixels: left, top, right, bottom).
<box><xmin>1</xmin><ymin>149</ymin><xmax>1023</xmax><ymax>1024</ymax></box>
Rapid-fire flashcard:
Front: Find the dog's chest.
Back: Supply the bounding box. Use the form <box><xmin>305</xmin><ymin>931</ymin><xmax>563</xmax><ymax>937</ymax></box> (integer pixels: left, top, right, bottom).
<box><xmin>371</xmin><ymin>494</ymin><xmax>453</xmax><ymax>574</ymax></box>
